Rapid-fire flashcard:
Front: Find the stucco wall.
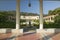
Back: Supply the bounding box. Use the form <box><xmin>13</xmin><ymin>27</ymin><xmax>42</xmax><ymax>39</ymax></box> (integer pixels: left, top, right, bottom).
<box><xmin>36</xmin><ymin>28</ymin><xmax>60</xmax><ymax>34</ymax></box>
<box><xmin>0</xmin><ymin>28</ymin><xmax>60</xmax><ymax>33</ymax></box>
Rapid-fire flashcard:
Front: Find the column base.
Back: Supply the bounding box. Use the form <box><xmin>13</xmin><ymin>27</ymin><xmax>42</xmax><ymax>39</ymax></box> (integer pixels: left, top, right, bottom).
<box><xmin>39</xmin><ymin>24</ymin><xmax>43</xmax><ymax>29</ymax></box>
<box><xmin>16</xmin><ymin>24</ymin><xmax>19</xmax><ymax>29</ymax></box>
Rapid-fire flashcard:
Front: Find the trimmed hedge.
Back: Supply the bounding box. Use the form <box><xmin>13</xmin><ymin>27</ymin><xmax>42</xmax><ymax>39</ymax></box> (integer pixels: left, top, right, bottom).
<box><xmin>0</xmin><ymin>21</ymin><xmax>15</xmax><ymax>28</ymax></box>
<box><xmin>44</xmin><ymin>22</ymin><xmax>60</xmax><ymax>28</ymax></box>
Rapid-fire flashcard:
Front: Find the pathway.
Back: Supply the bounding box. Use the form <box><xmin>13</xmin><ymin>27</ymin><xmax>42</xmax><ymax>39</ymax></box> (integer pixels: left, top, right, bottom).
<box><xmin>0</xmin><ymin>32</ymin><xmax>60</xmax><ymax>40</ymax></box>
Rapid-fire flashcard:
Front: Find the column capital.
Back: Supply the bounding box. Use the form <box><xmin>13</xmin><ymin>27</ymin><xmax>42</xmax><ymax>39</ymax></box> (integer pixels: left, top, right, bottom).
<box><xmin>40</xmin><ymin>0</ymin><xmax>43</xmax><ymax>2</ymax></box>
<box><xmin>17</xmin><ymin>0</ymin><xmax>20</xmax><ymax>2</ymax></box>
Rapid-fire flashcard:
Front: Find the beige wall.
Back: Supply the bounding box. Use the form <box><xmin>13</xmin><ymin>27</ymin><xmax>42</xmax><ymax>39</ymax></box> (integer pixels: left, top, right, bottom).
<box><xmin>21</xmin><ymin>16</ymin><xmax>39</xmax><ymax>20</ymax></box>
<box><xmin>44</xmin><ymin>15</ymin><xmax>57</xmax><ymax>22</ymax></box>
<box><xmin>8</xmin><ymin>14</ymin><xmax>58</xmax><ymax>22</ymax></box>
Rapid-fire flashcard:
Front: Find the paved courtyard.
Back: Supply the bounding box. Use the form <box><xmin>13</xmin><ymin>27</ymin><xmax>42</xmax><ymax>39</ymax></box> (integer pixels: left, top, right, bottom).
<box><xmin>0</xmin><ymin>32</ymin><xmax>60</xmax><ymax>40</ymax></box>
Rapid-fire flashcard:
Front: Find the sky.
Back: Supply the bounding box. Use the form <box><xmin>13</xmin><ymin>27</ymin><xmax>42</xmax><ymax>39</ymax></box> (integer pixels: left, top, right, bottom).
<box><xmin>0</xmin><ymin>0</ymin><xmax>60</xmax><ymax>14</ymax></box>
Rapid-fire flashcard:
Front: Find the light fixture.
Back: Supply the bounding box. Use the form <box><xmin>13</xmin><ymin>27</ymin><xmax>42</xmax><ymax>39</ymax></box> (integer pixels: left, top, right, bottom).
<box><xmin>28</xmin><ymin>0</ymin><xmax>31</xmax><ymax>7</ymax></box>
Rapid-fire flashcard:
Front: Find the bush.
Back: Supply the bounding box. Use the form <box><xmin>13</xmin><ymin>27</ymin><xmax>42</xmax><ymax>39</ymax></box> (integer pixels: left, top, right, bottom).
<box><xmin>44</xmin><ymin>22</ymin><xmax>60</xmax><ymax>28</ymax></box>
<box><xmin>0</xmin><ymin>21</ymin><xmax>15</xmax><ymax>28</ymax></box>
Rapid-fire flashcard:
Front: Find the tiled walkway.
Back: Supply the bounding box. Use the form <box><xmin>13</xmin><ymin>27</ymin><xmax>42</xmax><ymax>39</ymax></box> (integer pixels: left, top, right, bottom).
<box><xmin>0</xmin><ymin>33</ymin><xmax>12</xmax><ymax>40</ymax></box>
<box><xmin>0</xmin><ymin>33</ymin><xmax>60</xmax><ymax>40</ymax></box>
<box><xmin>15</xmin><ymin>33</ymin><xmax>40</xmax><ymax>40</ymax></box>
<box><xmin>52</xmin><ymin>33</ymin><xmax>60</xmax><ymax>40</ymax></box>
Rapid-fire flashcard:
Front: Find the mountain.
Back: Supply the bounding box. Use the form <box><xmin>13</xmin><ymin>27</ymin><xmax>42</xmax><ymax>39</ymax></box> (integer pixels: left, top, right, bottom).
<box><xmin>0</xmin><ymin>11</ymin><xmax>39</xmax><ymax>16</ymax></box>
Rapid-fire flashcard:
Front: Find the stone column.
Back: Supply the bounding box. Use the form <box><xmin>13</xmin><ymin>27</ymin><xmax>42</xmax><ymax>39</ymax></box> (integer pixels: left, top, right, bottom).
<box><xmin>39</xmin><ymin>0</ymin><xmax>43</xmax><ymax>29</ymax></box>
<box><xmin>50</xmin><ymin>17</ymin><xmax>52</xmax><ymax>22</ymax></box>
<box><xmin>12</xmin><ymin>0</ymin><xmax>23</xmax><ymax>35</ymax></box>
<box><xmin>16</xmin><ymin>0</ymin><xmax>20</xmax><ymax>29</ymax></box>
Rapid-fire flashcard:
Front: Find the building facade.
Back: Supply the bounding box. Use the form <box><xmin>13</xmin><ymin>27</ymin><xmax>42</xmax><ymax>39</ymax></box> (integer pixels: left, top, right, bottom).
<box><xmin>8</xmin><ymin>14</ymin><xmax>58</xmax><ymax>23</ymax></box>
